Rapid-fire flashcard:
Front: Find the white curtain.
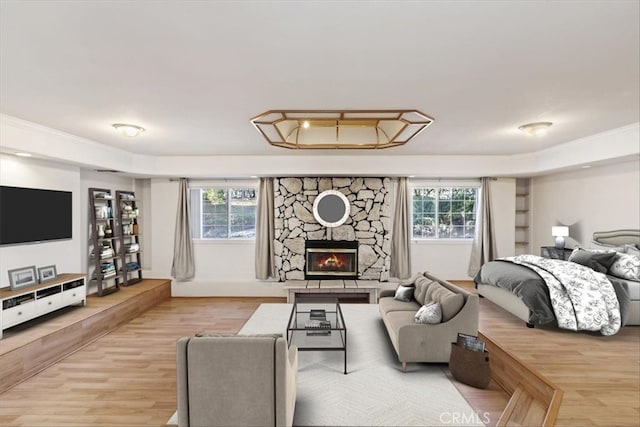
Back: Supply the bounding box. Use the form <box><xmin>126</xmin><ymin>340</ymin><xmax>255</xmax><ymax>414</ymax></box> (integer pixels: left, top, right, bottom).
<box><xmin>390</xmin><ymin>177</ymin><xmax>412</xmax><ymax>279</ymax></box>
<box><xmin>467</xmin><ymin>177</ymin><xmax>497</xmax><ymax>277</ymax></box>
<box><xmin>255</xmin><ymin>177</ymin><xmax>276</xmax><ymax>280</ymax></box>
<box><xmin>171</xmin><ymin>178</ymin><xmax>195</xmax><ymax>281</ymax></box>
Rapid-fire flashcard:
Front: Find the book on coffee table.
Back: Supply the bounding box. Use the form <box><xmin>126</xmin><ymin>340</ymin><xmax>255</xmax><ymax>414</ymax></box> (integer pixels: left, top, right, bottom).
<box><xmin>305</xmin><ymin>319</ymin><xmax>331</xmax><ymax>335</ymax></box>
<box><xmin>310</xmin><ymin>309</ymin><xmax>326</xmax><ymax>320</ymax></box>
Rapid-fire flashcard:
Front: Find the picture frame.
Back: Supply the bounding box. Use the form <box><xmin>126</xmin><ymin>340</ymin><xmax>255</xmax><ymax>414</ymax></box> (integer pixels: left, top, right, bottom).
<box><xmin>8</xmin><ymin>265</ymin><xmax>38</xmax><ymax>290</ymax></box>
<box><xmin>38</xmin><ymin>265</ymin><xmax>58</xmax><ymax>283</ymax></box>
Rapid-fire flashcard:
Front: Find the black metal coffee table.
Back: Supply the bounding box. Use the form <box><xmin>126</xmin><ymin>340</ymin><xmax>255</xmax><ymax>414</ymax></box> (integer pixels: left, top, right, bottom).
<box><xmin>286</xmin><ymin>297</ymin><xmax>347</xmax><ymax>374</ymax></box>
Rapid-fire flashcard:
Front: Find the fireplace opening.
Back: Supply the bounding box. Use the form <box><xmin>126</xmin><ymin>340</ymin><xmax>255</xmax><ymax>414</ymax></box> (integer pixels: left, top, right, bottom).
<box><xmin>305</xmin><ymin>240</ymin><xmax>358</xmax><ymax>280</ymax></box>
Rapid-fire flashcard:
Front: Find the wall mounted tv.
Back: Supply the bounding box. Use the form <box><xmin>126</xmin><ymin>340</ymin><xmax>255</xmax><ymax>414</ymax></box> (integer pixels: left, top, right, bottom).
<box><xmin>0</xmin><ymin>186</ymin><xmax>73</xmax><ymax>245</ymax></box>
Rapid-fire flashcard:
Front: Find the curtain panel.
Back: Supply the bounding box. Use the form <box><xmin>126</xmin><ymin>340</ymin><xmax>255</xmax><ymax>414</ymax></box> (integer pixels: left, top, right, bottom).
<box><xmin>255</xmin><ymin>177</ymin><xmax>276</xmax><ymax>280</ymax></box>
<box><xmin>171</xmin><ymin>178</ymin><xmax>195</xmax><ymax>281</ymax></box>
<box><xmin>467</xmin><ymin>177</ymin><xmax>497</xmax><ymax>277</ymax></box>
<box><xmin>390</xmin><ymin>177</ymin><xmax>412</xmax><ymax>279</ymax></box>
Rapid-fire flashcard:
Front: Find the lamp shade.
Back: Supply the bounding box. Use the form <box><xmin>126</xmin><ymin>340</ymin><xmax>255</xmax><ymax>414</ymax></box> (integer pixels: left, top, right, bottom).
<box><xmin>551</xmin><ymin>226</ymin><xmax>569</xmax><ymax>237</ymax></box>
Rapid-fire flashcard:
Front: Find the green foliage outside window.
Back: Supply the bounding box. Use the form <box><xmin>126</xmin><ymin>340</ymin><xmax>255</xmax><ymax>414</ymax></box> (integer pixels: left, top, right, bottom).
<box><xmin>191</xmin><ymin>187</ymin><xmax>257</xmax><ymax>239</ymax></box>
<box><xmin>412</xmin><ymin>187</ymin><xmax>477</xmax><ymax>239</ymax></box>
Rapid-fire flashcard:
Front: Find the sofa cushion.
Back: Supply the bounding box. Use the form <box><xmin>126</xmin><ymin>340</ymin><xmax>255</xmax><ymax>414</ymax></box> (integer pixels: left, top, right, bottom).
<box><xmin>379</xmin><ymin>296</ymin><xmax>421</xmax><ymax>315</ymax></box>
<box><xmin>394</xmin><ymin>285</ymin><xmax>415</xmax><ymax>302</ymax></box>
<box><xmin>414</xmin><ymin>276</ymin><xmax>437</xmax><ymax>305</ymax></box>
<box><xmin>383</xmin><ymin>310</ymin><xmax>420</xmax><ymax>344</ymax></box>
<box><xmin>414</xmin><ymin>303</ymin><xmax>442</xmax><ymax>324</ymax></box>
<box><xmin>425</xmin><ymin>282</ymin><xmax>465</xmax><ymax>322</ymax></box>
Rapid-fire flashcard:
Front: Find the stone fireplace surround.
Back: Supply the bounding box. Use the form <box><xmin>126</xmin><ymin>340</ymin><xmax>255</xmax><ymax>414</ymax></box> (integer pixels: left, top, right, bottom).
<box><xmin>274</xmin><ymin>177</ymin><xmax>392</xmax><ymax>282</ymax></box>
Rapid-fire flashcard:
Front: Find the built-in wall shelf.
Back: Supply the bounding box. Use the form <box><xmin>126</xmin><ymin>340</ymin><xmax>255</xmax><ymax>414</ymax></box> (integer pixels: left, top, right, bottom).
<box><xmin>515</xmin><ymin>179</ymin><xmax>531</xmax><ymax>255</ymax></box>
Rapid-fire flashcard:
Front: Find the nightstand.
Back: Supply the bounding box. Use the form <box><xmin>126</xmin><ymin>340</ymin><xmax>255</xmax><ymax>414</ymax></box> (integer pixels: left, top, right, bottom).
<box><xmin>540</xmin><ymin>246</ymin><xmax>573</xmax><ymax>260</ymax></box>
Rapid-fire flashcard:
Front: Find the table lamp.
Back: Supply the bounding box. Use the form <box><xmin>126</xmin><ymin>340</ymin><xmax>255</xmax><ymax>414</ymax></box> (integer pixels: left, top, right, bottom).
<box><xmin>552</xmin><ymin>226</ymin><xmax>569</xmax><ymax>249</ymax></box>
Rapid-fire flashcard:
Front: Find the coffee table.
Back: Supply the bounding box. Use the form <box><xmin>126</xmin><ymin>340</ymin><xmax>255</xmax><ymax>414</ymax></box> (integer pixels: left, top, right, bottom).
<box><xmin>286</xmin><ymin>297</ymin><xmax>347</xmax><ymax>374</ymax></box>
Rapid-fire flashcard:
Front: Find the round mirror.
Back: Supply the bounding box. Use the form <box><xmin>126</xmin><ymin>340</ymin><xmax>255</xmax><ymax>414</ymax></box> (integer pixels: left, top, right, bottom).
<box><xmin>313</xmin><ymin>190</ymin><xmax>350</xmax><ymax>228</ymax></box>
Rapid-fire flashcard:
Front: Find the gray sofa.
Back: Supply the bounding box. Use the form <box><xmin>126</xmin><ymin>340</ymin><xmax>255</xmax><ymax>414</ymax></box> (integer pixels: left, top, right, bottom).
<box><xmin>379</xmin><ymin>272</ymin><xmax>479</xmax><ymax>370</ymax></box>
<box><xmin>176</xmin><ymin>335</ymin><xmax>298</xmax><ymax>427</ymax></box>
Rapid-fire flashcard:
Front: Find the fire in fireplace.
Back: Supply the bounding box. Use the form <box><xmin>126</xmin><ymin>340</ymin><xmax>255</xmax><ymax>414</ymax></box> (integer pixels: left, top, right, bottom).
<box><xmin>305</xmin><ymin>240</ymin><xmax>358</xmax><ymax>279</ymax></box>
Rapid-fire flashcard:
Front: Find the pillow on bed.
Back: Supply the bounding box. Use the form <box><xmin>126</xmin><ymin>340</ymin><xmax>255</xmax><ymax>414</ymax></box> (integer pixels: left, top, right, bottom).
<box><xmin>589</xmin><ymin>240</ymin><xmax>625</xmax><ymax>252</ymax></box>
<box><xmin>625</xmin><ymin>244</ymin><xmax>640</xmax><ymax>257</ymax></box>
<box><xmin>568</xmin><ymin>248</ymin><xmax>618</xmax><ymax>273</ymax></box>
<box><xmin>608</xmin><ymin>253</ymin><xmax>640</xmax><ymax>281</ymax></box>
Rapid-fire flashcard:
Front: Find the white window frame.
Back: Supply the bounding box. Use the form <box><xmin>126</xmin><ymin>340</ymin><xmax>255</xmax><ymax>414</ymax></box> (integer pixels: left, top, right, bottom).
<box><xmin>409</xmin><ymin>180</ymin><xmax>479</xmax><ymax>241</ymax></box>
<box><xmin>189</xmin><ymin>180</ymin><xmax>259</xmax><ymax>241</ymax></box>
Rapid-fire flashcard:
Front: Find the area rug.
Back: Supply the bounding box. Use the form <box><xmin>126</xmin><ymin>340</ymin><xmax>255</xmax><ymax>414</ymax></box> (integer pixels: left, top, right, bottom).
<box><xmin>168</xmin><ymin>303</ymin><xmax>484</xmax><ymax>426</ymax></box>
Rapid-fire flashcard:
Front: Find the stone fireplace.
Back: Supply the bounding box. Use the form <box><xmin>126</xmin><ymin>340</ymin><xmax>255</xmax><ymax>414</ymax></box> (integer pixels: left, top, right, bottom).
<box><xmin>274</xmin><ymin>177</ymin><xmax>392</xmax><ymax>281</ymax></box>
<box><xmin>305</xmin><ymin>240</ymin><xmax>358</xmax><ymax>279</ymax></box>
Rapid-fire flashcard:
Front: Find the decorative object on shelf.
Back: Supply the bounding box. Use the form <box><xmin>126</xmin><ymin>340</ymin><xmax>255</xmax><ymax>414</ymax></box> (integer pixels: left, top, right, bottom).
<box><xmin>104</xmin><ymin>222</ymin><xmax>112</xmax><ymax>237</ymax></box>
<box><xmin>552</xmin><ymin>226</ymin><xmax>570</xmax><ymax>249</ymax></box>
<box><xmin>37</xmin><ymin>265</ymin><xmax>58</xmax><ymax>283</ymax></box>
<box><xmin>97</xmin><ymin>224</ymin><xmax>105</xmax><ymax>238</ymax></box>
<box><xmin>8</xmin><ymin>265</ymin><xmax>38</xmax><ymax>290</ymax></box>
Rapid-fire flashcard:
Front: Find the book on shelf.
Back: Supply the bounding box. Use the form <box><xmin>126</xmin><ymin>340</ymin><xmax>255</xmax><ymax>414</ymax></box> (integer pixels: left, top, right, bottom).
<box><xmin>456</xmin><ymin>332</ymin><xmax>485</xmax><ymax>352</ymax></box>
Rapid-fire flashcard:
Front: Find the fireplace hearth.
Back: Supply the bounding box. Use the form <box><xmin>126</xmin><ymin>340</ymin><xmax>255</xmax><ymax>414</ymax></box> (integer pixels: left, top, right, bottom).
<box><xmin>305</xmin><ymin>240</ymin><xmax>358</xmax><ymax>280</ymax></box>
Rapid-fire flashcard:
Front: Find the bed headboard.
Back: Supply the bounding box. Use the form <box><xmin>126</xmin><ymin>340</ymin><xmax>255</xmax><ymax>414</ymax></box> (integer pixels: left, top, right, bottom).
<box><xmin>592</xmin><ymin>229</ymin><xmax>640</xmax><ymax>246</ymax></box>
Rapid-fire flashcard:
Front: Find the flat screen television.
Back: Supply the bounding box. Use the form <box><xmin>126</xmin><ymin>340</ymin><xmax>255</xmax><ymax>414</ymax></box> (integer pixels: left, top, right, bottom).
<box><xmin>0</xmin><ymin>186</ymin><xmax>73</xmax><ymax>245</ymax></box>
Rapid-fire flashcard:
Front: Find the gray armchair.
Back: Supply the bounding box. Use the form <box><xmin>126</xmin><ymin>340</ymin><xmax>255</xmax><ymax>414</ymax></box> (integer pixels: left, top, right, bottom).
<box><xmin>176</xmin><ymin>335</ymin><xmax>298</xmax><ymax>427</ymax></box>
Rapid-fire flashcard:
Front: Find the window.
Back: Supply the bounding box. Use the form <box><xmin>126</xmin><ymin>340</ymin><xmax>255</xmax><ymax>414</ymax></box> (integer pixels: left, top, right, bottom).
<box><xmin>189</xmin><ymin>187</ymin><xmax>258</xmax><ymax>239</ymax></box>
<box><xmin>412</xmin><ymin>187</ymin><xmax>478</xmax><ymax>239</ymax></box>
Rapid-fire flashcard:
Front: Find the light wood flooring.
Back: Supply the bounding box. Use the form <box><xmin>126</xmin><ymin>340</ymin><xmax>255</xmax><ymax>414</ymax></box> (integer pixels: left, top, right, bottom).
<box><xmin>0</xmin><ymin>281</ymin><xmax>638</xmax><ymax>426</ymax></box>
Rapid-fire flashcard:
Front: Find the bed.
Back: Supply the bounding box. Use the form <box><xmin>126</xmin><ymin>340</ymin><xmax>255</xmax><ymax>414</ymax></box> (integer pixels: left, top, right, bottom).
<box><xmin>475</xmin><ymin>229</ymin><xmax>640</xmax><ymax>332</ymax></box>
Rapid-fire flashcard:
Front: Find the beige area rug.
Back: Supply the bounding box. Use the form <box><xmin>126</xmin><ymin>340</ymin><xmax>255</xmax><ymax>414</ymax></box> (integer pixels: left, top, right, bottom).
<box><xmin>169</xmin><ymin>303</ymin><xmax>484</xmax><ymax>426</ymax></box>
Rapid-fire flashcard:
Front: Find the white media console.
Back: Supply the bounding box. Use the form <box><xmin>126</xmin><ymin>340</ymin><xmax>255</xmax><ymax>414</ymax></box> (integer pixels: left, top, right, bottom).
<box><xmin>0</xmin><ymin>273</ymin><xmax>86</xmax><ymax>339</ymax></box>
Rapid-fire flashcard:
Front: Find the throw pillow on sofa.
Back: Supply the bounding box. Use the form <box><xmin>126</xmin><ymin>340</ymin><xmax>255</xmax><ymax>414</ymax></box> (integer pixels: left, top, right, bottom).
<box><xmin>414</xmin><ymin>302</ymin><xmax>442</xmax><ymax>324</ymax></box>
<box><xmin>394</xmin><ymin>285</ymin><xmax>415</xmax><ymax>302</ymax></box>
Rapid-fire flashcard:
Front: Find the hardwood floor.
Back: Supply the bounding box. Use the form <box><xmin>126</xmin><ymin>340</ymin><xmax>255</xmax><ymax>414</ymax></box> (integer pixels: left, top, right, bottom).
<box><xmin>0</xmin><ymin>281</ymin><xmax>638</xmax><ymax>426</ymax></box>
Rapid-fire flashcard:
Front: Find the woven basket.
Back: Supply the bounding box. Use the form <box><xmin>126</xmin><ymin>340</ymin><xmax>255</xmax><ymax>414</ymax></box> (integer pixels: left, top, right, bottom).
<box><xmin>449</xmin><ymin>342</ymin><xmax>491</xmax><ymax>389</ymax></box>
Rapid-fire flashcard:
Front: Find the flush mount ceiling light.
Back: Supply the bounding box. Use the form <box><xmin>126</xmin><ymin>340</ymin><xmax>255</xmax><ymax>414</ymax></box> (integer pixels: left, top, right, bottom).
<box><xmin>518</xmin><ymin>121</ymin><xmax>553</xmax><ymax>137</ymax></box>
<box><xmin>250</xmin><ymin>110</ymin><xmax>434</xmax><ymax>149</ymax></box>
<box><xmin>112</xmin><ymin>123</ymin><xmax>145</xmax><ymax>137</ymax></box>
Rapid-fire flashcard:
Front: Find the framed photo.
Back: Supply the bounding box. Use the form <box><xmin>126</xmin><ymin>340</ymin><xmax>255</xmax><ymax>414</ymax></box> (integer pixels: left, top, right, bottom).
<box><xmin>8</xmin><ymin>265</ymin><xmax>38</xmax><ymax>290</ymax></box>
<box><xmin>38</xmin><ymin>265</ymin><xmax>58</xmax><ymax>283</ymax></box>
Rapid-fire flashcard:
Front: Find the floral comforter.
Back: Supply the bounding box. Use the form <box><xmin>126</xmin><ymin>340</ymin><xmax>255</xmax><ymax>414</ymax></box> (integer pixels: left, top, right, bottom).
<box><xmin>502</xmin><ymin>255</ymin><xmax>621</xmax><ymax>336</ymax></box>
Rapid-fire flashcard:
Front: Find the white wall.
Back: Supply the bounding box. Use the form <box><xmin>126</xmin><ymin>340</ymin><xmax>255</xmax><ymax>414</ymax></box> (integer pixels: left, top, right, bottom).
<box><xmin>530</xmin><ymin>159</ymin><xmax>640</xmax><ymax>250</ymax></box>
<box><xmin>0</xmin><ymin>154</ymin><xmax>82</xmax><ymax>289</ymax></box>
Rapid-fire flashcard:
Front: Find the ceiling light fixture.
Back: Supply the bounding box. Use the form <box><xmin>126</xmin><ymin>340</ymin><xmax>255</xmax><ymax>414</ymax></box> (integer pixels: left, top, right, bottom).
<box><xmin>518</xmin><ymin>122</ymin><xmax>553</xmax><ymax>137</ymax></box>
<box><xmin>250</xmin><ymin>110</ymin><xmax>434</xmax><ymax>149</ymax></box>
<box><xmin>15</xmin><ymin>152</ymin><xmax>32</xmax><ymax>157</ymax></box>
<box><xmin>112</xmin><ymin>123</ymin><xmax>145</xmax><ymax>137</ymax></box>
